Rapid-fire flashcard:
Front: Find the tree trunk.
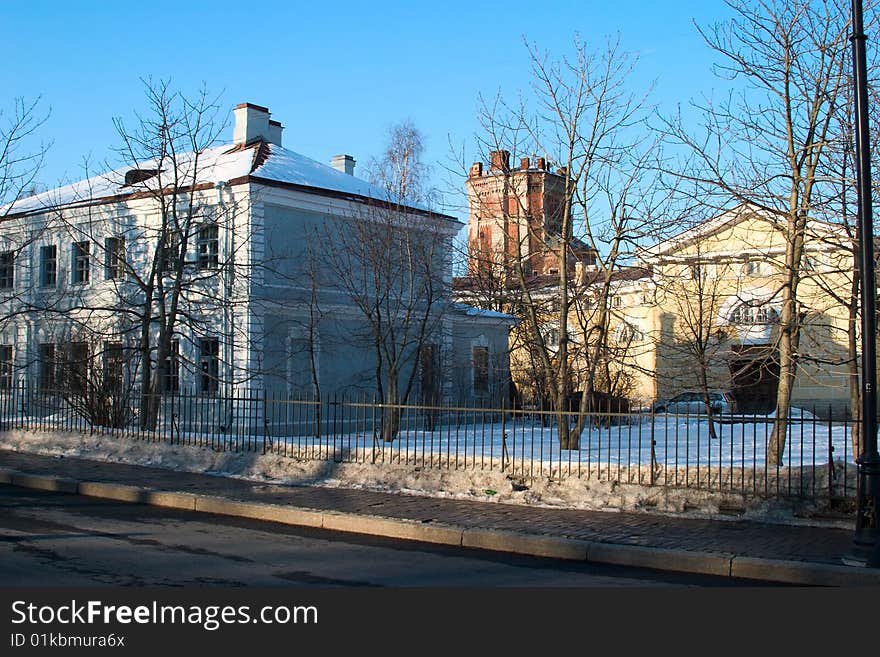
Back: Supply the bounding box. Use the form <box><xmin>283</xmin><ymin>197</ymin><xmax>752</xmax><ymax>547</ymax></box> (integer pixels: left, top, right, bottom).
<box><xmin>138</xmin><ymin>322</ymin><xmax>157</xmax><ymax>431</ymax></box>
<box><xmin>698</xmin><ymin>365</ymin><xmax>718</xmax><ymax>441</ymax></box>
<box><xmin>382</xmin><ymin>374</ymin><xmax>401</xmax><ymax>443</ymax></box>
<box><xmin>768</xmin><ymin>296</ymin><xmax>797</xmax><ymax>465</ymax></box>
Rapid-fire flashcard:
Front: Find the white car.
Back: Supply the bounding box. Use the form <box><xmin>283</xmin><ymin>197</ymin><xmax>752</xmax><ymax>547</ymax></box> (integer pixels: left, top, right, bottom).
<box><xmin>652</xmin><ymin>391</ymin><xmax>737</xmax><ymax>415</ymax></box>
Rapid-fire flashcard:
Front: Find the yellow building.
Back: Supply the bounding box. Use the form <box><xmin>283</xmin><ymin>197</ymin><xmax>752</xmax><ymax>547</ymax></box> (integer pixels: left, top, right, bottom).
<box><xmin>615</xmin><ymin>204</ymin><xmax>856</xmax><ymax>415</ymax></box>
<box><xmin>456</xmin><ymin>161</ymin><xmax>858</xmax><ymax>417</ymax></box>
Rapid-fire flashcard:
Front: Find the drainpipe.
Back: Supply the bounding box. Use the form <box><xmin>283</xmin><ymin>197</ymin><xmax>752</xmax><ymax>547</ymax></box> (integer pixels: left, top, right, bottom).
<box><xmin>216</xmin><ymin>181</ymin><xmax>235</xmax><ymax>431</ymax></box>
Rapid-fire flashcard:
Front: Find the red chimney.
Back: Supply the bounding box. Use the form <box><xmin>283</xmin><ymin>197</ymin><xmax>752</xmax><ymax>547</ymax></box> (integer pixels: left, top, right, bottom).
<box><xmin>490</xmin><ymin>150</ymin><xmax>510</xmax><ymax>172</ymax></box>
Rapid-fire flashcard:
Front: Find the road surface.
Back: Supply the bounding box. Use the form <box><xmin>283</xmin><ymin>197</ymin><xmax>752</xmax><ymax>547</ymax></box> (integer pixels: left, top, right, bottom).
<box><xmin>0</xmin><ymin>485</ymin><xmax>760</xmax><ymax>587</ymax></box>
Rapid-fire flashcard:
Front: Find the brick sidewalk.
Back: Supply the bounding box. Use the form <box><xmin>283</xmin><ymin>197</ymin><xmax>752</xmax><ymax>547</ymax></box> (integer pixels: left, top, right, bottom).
<box><xmin>0</xmin><ymin>448</ymin><xmax>859</xmax><ymax>568</ymax></box>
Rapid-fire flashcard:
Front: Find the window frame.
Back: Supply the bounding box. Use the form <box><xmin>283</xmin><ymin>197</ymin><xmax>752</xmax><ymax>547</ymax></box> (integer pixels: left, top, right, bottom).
<box><xmin>472</xmin><ymin>345</ymin><xmax>489</xmax><ymax>395</ymax></box>
<box><xmin>0</xmin><ymin>345</ymin><xmax>12</xmax><ymax>390</ymax></box>
<box><xmin>0</xmin><ymin>251</ymin><xmax>14</xmax><ymax>290</ymax></box>
<box><xmin>197</xmin><ymin>223</ymin><xmax>219</xmax><ymax>270</ymax></box>
<box><xmin>40</xmin><ymin>244</ymin><xmax>57</xmax><ymax>288</ymax></box>
<box><xmin>72</xmin><ymin>241</ymin><xmax>90</xmax><ymax>285</ymax></box>
<box><xmin>161</xmin><ymin>339</ymin><xmax>180</xmax><ymax>394</ymax></box>
<box><xmin>199</xmin><ymin>337</ymin><xmax>220</xmax><ymax>395</ymax></box>
<box><xmin>103</xmin><ymin>342</ymin><xmax>125</xmax><ymax>391</ymax></box>
<box><xmin>104</xmin><ymin>236</ymin><xmax>125</xmax><ymax>280</ymax></box>
<box><xmin>38</xmin><ymin>343</ymin><xmax>57</xmax><ymax>391</ymax></box>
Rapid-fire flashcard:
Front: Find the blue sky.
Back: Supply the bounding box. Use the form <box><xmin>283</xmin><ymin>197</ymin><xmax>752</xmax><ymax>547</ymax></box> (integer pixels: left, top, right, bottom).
<box><xmin>3</xmin><ymin>0</ymin><xmax>735</xmax><ymax>215</ymax></box>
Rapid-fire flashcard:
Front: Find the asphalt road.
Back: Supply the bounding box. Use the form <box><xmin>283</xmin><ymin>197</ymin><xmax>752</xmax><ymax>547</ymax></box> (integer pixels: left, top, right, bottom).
<box><xmin>0</xmin><ymin>486</ymin><xmax>758</xmax><ymax>587</ymax></box>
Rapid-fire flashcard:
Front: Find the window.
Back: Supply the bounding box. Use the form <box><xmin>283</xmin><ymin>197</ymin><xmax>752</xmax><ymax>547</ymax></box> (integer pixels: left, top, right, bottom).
<box><xmin>616</xmin><ymin>322</ymin><xmax>643</xmax><ymax>345</ymax></box>
<box><xmin>161</xmin><ymin>340</ymin><xmax>180</xmax><ymax>394</ymax></box>
<box><xmin>104</xmin><ymin>342</ymin><xmax>124</xmax><ymax>391</ymax></box>
<box><xmin>544</xmin><ymin>327</ymin><xmax>560</xmax><ymax>347</ymax></box>
<box><xmin>741</xmin><ymin>260</ymin><xmax>765</xmax><ymax>277</ymax></box>
<box><xmin>0</xmin><ymin>345</ymin><xmax>12</xmax><ymax>390</ymax></box>
<box><xmin>197</xmin><ymin>224</ymin><xmax>219</xmax><ymax>270</ymax></box>
<box><xmin>0</xmin><ymin>251</ymin><xmax>14</xmax><ymax>289</ymax></box>
<box><xmin>104</xmin><ymin>236</ymin><xmax>125</xmax><ymax>280</ymax></box>
<box><xmin>160</xmin><ymin>229</ymin><xmax>181</xmax><ymax>272</ymax></box>
<box><xmin>730</xmin><ymin>303</ymin><xmax>779</xmax><ymax>325</ymax></box>
<box><xmin>199</xmin><ymin>337</ymin><xmax>219</xmax><ymax>394</ymax></box>
<box><xmin>38</xmin><ymin>343</ymin><xmax>56</xmax><ymax>391</ymax></box>
<box><xmin>420</xmin><ymin>344</ymin><xmax>440</xmax><ymax>405</ymax></box>
<box><xmin>65</xmin><ymin>342</ymin><xmax>89</xmax><ymax>393</ymax></box>
<box><xmin>472</xmin><ymin>346</ymin><xmax>489</xmax><ymax>395</ymax></box>
<box><xmin>72</xmin><ymin>241</ymin><xmax>90</xmax><ymax>284</ymax></box>
<box><xmin>40</xmin><ymin>245</ymin><xmax>57</xmax><ymax>287</ymax></box>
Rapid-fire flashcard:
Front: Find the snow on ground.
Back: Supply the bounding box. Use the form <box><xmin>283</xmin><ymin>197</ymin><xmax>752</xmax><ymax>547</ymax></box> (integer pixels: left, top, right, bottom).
<box><xmin>0</xmin><ymin>411</ymin><xmax>857</xmax><ymax>528</ymax></box>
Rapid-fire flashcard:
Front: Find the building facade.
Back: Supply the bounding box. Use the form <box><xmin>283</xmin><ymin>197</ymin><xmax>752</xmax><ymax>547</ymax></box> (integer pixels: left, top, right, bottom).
<box><xmin>458</xmin><ymin>156</ymin><xmax>859</xmax><ymax>416</ymax></box>
<box><xmin>0</xmin><ymin>103</ymin><xmax>514</xmax><ymax>429</ymax></box>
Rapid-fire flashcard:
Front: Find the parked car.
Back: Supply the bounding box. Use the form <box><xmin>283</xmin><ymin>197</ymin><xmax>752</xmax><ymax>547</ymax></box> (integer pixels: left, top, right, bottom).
<box><xmin>652</xmin><ymin>391</ymin><xmax>737</xmax><ymax>416</ymax></box>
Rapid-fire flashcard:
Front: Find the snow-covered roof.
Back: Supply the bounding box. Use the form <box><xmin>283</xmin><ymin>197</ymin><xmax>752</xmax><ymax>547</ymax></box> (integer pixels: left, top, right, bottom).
<box><xmin>3</xmin><ymin>141</ymin><xmax>445</xmax><ymax>219</ymax></box>
<box><xmin>452</xmin><ymin>303</ymin><xmax>518</xmax><ymax>323</ymax></box>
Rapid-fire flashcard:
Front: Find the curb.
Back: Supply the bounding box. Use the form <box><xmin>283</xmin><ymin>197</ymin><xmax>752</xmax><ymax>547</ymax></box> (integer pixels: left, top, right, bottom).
<box><xmin>3</xmin><ymin>467</ymin><xmax>879</xmax><ymax>586</ymax></box>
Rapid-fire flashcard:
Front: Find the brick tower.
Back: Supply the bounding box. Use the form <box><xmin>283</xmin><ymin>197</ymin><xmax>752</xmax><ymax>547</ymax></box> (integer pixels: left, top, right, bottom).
<box><xmin>465</xmin><ymin>150</ymin><xmax>595</xmax><ymax>280</ymax></box>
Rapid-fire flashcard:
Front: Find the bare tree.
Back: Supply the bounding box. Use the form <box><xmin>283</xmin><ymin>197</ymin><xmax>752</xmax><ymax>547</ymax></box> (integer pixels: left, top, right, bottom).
<box><xmin>107</xmin><ymin>81</ymin><xmax>255</xmax><ymax>429</ymax></box>
<box><xmin>0</xmin><ymin>98</ymin><xmax>50</xmax><ymax>327</ymax></box>
<box><xmin>468</xmin><ymin>35</ymin><xmax>662</xmax><ymax>448</ymax></box>
<box><xmin>658</xmin><ymin>0</ymin><xmax>851</xmax><ymax>465</ymax></box>
<box><xmin>0</xmin><ymin>97</ymin><xmax>49</xmax><ymax>217</ymax></box>
<box><xmin>650</xmin><ymin>243</ymin><xmax>741</xmax><ymax>438</ymax></box>
<box><xmin>322</xmin><ymin>122</ymin><xmax>453</xmax><ymax>442</ymax></box>
<box><xmin>24</xmin><ymin>80</ymin><xmax>254</xmax><ymax>430</ymax></box>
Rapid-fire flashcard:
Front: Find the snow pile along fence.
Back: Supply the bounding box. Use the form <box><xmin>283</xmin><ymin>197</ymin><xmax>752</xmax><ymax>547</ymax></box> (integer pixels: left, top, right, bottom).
<box><xmin>0</xmin><ymin>383</ymin><xmax>858</xmax><ymax>504</ymax></box>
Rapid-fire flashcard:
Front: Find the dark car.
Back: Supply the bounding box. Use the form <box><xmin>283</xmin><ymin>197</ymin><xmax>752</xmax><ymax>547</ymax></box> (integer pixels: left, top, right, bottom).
<box><xmin>652</xmin><ymin>391</ymin><xmax>737</xmax><ymax>415</ymax></box>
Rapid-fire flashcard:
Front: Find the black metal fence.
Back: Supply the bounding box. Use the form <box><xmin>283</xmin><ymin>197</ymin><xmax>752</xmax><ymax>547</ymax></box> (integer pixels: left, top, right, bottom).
<box><xmin>0</xmin><ymin>382</ymin><xmax>857</xmax><ymax>504</ymax></box>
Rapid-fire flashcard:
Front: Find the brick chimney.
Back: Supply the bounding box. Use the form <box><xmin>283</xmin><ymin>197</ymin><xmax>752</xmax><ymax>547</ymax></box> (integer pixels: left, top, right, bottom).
<box><xmin>331</xmin><ymin>154</ymin><xmax>356</xmax><ymax>175</ymax></box>
<box><xmin>489</xmin><ymin>150</ymin><xmax>510</xmax><ymax>172</ymax></box>
<box><xmin>469</xmin><ymin>161</ymin><xmax>483</xmax><ymax>178</ymax></box>
<box><xmin>233</xmin><ymin>103</ymin><xmax>283</xmax><ymax>146</ymax></box>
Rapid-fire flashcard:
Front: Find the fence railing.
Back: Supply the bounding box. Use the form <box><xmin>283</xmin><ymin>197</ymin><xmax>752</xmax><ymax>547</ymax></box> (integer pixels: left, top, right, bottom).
<box><xmin>0</xmin><ymin>382</ymin><xmax>858</xmax><ymax>504</ymax></box>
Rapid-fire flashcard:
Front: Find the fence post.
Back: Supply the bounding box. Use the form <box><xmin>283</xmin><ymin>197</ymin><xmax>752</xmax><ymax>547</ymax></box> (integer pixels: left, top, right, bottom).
<box><xmin>828</xmin><ymin>404</ymin><xmax>835</xmax><ymax>505</ymax></box>
<box><xmin>370</xmin><ymin>397</ymin><xmax>378</xmax><ymax>464</ymax></box>
<box><xmin>500</xmin><ymin>399</ymin><xmax>507</xmax><ymax>473</ymax></box>
<box><xmin>650</xmin><ymin>408</ymin><xmax>657</xmax><ymax>485</ymax></box>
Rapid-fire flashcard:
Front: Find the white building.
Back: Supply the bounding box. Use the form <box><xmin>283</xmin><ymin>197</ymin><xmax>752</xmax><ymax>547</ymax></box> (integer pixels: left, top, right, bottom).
<box><xmin>0</xmin><ymin>102</ymin><xmax>514</xmax><ymax>428</ymax></box>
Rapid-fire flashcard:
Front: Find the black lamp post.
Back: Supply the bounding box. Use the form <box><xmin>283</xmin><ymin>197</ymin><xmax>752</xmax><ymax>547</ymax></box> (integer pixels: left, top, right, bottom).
<box><xmin>849</xmin><ymin>0</ymin><xmax>880</xmax><ymax>568</ymax></box>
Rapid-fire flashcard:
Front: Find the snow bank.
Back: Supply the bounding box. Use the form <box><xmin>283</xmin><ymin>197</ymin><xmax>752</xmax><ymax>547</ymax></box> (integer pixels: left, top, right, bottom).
<box><xmin>0</xmin><ymin>428</ymin><xmax>855</xmax><ymax>528</ymax></box>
